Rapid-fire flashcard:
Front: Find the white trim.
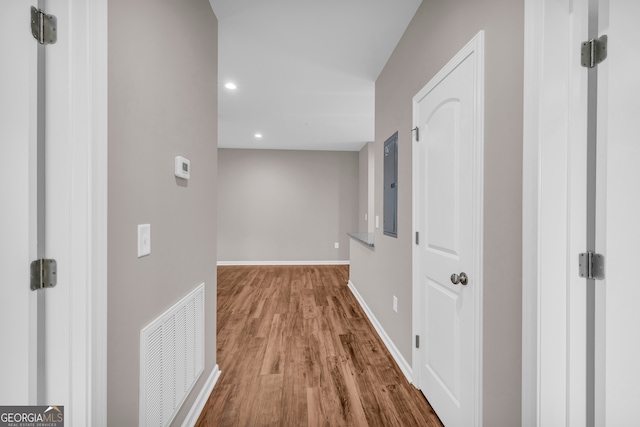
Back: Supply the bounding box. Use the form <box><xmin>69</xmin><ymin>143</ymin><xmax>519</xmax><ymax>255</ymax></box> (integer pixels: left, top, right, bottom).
<box><xmin>474</xmin><ymin>32</ymin><xmax>485</xmax><ymax>427</ymax></box>
<box><xmin>347</xmin><ymin>281</ymin><xmax>413</xmax><ymax>383</ymax></box>
<box><xmin>88</xmin><ymin>0</ymin><xmax>109</xmax><ymax>424</ymax></box>
<box><xmin>522</xmin><ymin>1</ymin><xmax>543</xmax><ymax>424</ymax></box>
<box><xmin>412</xmin><ymin>68</ymin><xmax>421</xmax><ymax>390</ymax></box>
<box><xmin>66</xmin><ymin>0</ymin><xmax>108</xmax><ymax>425</ymax></box>
<box><xmin>411</xmin><ymin>31</ymin><xmax>484</xmax><ymax>426</ymax></box>
<box><xmin>181</xmin><ymin>365</ymin><xmax>221</xmax><ymax>427</ymax></box>
<box><xmin>522</xmin><ymin>1</ymin><xmax>590</xmax><ymax>425</ymax></box>
<box><xmin>217</xmin><ymin>260</ymin><xmax>350</xmax><ymax>266</ymax></box>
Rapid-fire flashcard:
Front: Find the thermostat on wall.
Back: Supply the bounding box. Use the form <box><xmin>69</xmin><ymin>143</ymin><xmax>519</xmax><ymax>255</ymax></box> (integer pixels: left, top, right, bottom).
<box><xmin>175</xmin><ymin>156</ymin><xmax>190</xmax><ymax>180</ymax></box>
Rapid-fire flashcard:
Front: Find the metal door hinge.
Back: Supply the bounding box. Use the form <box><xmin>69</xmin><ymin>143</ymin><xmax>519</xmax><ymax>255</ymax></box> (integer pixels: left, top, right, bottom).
<box><xmin>31</xmin><ymin>6</ymin><xmax>57</xmax><ymax>45</ymax></box>
<box><xmin>415</xmin><ymin>231</ymin><xmax>419</xmax><ymax>245</ymax></box>
<box><xmin>579</xmin><ymin>252</ymin><xmax>604</xmax><ymax>280</ymax></box>
<box><xmin>30</xmin><ymin>259</ymin><xmax>57</xmax><ymax>290</ymax></box>
<box><xmin>581</xmin><ymin>35</ymin><xmax>607</xmax><ymax>68</ymax></box>
<box><xmin>415</xmin><ymin>335</ymin><xmax>420</xmax><ymax>349</ymax></box>
<box><xmin>412</xmin><ymin>126</ymin><xmax>420</xmax><ymax>142</ymax></box>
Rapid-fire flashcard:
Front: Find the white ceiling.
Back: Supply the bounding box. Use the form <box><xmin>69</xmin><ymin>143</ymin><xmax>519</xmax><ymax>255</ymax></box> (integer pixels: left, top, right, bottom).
<box><xmin>209</xmin><ymin>0</ymin><xmax>422</xmax><ymax>151</ymax></box>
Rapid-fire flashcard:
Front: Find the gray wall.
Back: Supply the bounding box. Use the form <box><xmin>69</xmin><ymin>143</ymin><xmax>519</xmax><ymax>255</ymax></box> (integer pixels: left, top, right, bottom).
<box><xmin>358</xmin><ymin>144</ymin><xmax>368</xmax><ymax>232</ymax></box>
<box><xmin>349</xmin><ymin>0</ymin><xmax>524</xmax><ymax>425</ymax></box>
<box><xmin>108</xmin><ymin>0</ymin><xmax>218</xmax><ymax>425</ymax></box>
<box><xmin>358</xmin><ymin>142</ymin><xmax>376</xmax><ymax>234</ymax></box>
<box><xmin>218</xmin><ymin>149</ymin><xmax>359</xmax><ymax>262</ymax></box>
<box><xmin>367</xmin><ymin>142</ymin><xmax>375</xmax><ymax>234</ymax></box>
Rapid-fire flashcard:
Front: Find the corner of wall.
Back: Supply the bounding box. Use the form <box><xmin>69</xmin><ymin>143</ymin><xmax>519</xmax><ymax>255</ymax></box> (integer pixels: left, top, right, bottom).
<box><xmin>107</xmin><ymin>0</ymin><xmax>219</xmax><ymax>424</ymax></box>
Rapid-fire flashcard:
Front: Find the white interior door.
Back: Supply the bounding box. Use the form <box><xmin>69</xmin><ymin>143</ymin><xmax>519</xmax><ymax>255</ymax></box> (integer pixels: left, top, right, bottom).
<box><xmin>413</xmin><ymin>32</ymin><xmax>483</xmax><ymax>427</ymax></box>
<box><xmin>595</xmin><ymin>0</ymin><xmax>640</xmax><ymax>424</ymax></box>
<box><xmin>0</xmin><ymin>0</ymin><xmax>40</xmax><ymax>404</ymax></box>
<box><xmin>0</xmin><ymin>2</ymin><xmax>107</xmax><ymax>423</ymax></box>
<box><xmin>0</xmin><ymin>0</ymin><xmax>72</xmax><ymax>409</ymax></box>
<box><xmin>524</xmin><ymin>0</ymin><xmax>640</xmax><ymax>425</ymax></box>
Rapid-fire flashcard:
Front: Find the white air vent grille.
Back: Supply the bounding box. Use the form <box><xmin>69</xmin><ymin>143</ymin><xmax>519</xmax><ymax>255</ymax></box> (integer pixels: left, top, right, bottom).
<box><xmin>140</xmin><ymin>283</ymin><xmax>205</xmax><ymax>427</ymax></box>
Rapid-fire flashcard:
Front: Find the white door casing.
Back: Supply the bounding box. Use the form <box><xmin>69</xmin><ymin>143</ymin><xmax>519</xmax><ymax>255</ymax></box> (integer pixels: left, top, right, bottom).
<box><xmin>46</xmin><ymin>0</ymin><xmax>109</xmax><ymax>424</ymax></box>
<box><xmin>522</xmin><ymin>0</ymin><xmax>591</xmax><ymax>425</ymax></box>
<box><xmin>595</xmin><ymin>0</ymin><xmax>640</xmax><ymax>424</ymax></box>
<box><xmin>412</xmin><ymin>31</ymin><xmax>484</xmax><ymax>427</ymax></box>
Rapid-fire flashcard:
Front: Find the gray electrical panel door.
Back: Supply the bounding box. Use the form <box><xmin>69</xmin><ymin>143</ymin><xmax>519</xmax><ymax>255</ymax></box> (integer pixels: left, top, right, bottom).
<box><xmin>384</xmin><ymin>132</ymin><xmax>398</xmax><ymax>237</ymax></box>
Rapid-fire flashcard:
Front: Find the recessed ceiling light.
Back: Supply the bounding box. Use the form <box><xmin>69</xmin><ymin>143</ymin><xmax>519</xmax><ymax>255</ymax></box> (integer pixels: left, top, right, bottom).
<box><xmin>224</xmin><ymin>82</ymin><xmax>237</xmax><ymax>90</ymax></box>
<box><xmin>254</xmin><ymin>133</ymin><xmax>263</xmax><ymax>139</ymax></box>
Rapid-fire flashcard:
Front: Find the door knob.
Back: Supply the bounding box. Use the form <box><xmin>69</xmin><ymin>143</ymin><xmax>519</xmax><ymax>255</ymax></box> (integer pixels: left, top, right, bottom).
<box><xmin>450</xmin><ymin>272</ymin><xmax>468</xmax><ymax>285</ymax></box>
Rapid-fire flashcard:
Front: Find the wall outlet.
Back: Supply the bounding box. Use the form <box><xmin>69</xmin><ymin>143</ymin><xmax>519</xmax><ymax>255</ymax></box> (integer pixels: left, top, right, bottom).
<box><xmin>334</xmin><ymin>242</ymin><xmax>339</xmax><ymax>249</ymax></box>
<box><xmin>393</xmin><ymin>295</ymin><xmax>398</xmax><ymax>313</ymax></box>
<box><xmin>365</xmin><ymin>213</ymin><xmax>368</xmax><ymax>221</ymax></box>
<box><xmin>375</xmin><ymin>215</ymin><xmax>380</xmax><ymax>228</ymax></box>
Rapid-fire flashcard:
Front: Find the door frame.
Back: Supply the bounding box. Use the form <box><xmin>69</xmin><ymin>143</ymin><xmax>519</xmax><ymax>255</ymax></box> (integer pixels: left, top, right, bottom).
<box><xmin>522</xmin><ymin>0</ymin><xmax>590</xmax><ymax>425</ymax></box>
<box><xmin>411</xmin><ymin>31</ymin><xmax>485</xmax><ymax>426</ymax></box>
<box><xmin>64</xmin><ymin>0</ymin><xmax>108</xmax><ymax>424</ymax></box>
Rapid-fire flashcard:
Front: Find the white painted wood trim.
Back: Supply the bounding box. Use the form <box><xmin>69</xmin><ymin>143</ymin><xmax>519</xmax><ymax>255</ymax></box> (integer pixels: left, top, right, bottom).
<box><xmin>522</xmin><ymin>1</ymin><xmax>590</xmax><ymax>425</ymax></box>
<box><xmin>217</xmin><ymin>260</ymin><xmax>350</xmax><ymax>266</ymax></box>
<box><xmin>181</xmin><ymin>365</ymin><xmax>221</xmax><ymax>427</ymax></box>
<box><xmin>67</xmin><ymin>0</ymin><xmax>109</xmax><ymax>425</ymax></box>
<box><xmin>522</xmin><ymin>1</ymin><xmax>543</xmax><ymax>425</ymax></box>
<box><xmin>411</xmin><ymin>52</ymin><xmax>421</xmax><ymax>390</ymax></box>
<box><xmin>473</xmin><ymin>31</ymin><xmax>485</xmax><ymax>427</ymax></box>
<box><xmin>411</xmin><ymin>31</ymin><xmax>484</xmax><ymax>426</ymax></box>
<box><xmin>89</xmin><ymin>0</ymin><xmax>109</xmax><ymax>424</ymax></box>
<box><xmin>348</xmin><ymin>281</ymin><xmax>413</xmax><ymax>383</ymax></box>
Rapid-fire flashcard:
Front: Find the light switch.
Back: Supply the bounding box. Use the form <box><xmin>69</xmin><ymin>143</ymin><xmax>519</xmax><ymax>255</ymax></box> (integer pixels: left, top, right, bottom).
<box><xmin>375</xmin><ymin>215</ymin><xmax>379</xmax><ymax>228</ymax></box>
<box><xmin>138</xmin><ymin>224</ymin><xmax>151</xmax><ymax>257</ymax></box>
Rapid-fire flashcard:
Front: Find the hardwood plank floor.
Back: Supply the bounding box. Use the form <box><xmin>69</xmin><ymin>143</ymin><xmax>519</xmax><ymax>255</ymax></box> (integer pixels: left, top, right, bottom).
<box><xmin>196</xmin><ymin>265</ymin><xmax>443</xmax><ymax>427</ymax></box>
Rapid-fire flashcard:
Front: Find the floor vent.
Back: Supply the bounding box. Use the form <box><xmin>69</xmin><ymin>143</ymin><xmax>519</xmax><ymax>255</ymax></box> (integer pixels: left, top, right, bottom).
<box><xmin>140</xmin><ymin>283</ymin><xmax>205</xmax><ymax>427</ymax></box>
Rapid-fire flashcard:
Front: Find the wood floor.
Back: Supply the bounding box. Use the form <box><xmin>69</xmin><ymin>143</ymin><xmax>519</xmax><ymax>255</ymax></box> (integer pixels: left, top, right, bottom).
<box><xmin>195</xmin><ymin>265</ymin><xmax>443</xmax><ymax>427</ymax></box>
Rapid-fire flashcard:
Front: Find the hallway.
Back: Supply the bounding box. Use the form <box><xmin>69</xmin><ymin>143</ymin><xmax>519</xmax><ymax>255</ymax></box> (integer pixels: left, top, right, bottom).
<box><xmin>196</xmin><ymin>265</ymin><xmax>442</xmax><ymax>426</ymax></box>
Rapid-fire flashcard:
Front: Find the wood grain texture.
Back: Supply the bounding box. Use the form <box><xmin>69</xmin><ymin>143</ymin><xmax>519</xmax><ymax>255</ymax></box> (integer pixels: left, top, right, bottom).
<box><xmin>195</xmin><ymin>265</ymin><xmax>443</xmax><ymax>427</ymax></box>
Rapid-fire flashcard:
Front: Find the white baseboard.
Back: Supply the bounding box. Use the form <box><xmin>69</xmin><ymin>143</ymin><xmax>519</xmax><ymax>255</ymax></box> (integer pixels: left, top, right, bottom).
<box><xmin>181</xmin><ymin>364</ymin><xmax>221</xmax><ymax>427</ymax></box>
<box><xmin>347</xmin><ymin>280</ymin><xmax>413</xmax><ymax>383</ymax></box>
<box><xmin>217</xmin><ymin>260</ymin><xmax>350</xmax><ymax>266</ymax></box>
